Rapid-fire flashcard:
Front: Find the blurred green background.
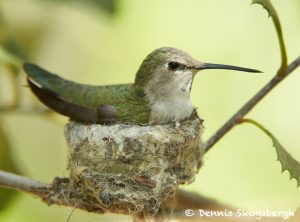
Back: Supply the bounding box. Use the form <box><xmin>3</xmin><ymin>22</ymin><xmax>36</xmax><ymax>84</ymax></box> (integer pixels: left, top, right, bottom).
<box><xmin>0</xmin><ymin>0</ymin><xmax>300</xmax><ymax>221</ymax></box>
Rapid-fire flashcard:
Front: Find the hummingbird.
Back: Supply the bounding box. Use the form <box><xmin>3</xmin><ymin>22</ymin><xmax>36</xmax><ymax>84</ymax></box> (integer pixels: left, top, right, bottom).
<box><xmin>23</xmin><ymin>47</ymin><xmax>261</xmax><ymax>125</ymax></box>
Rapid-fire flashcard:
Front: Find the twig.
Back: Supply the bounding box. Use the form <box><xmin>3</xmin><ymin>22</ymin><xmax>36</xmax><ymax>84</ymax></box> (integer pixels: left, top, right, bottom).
<box><xmin>0</xmin><ymin>171</ymin><xmax>50</xmax><ymax>195</ymax></box>
<box><xmin>204</xmin><ymin>1</ymin><xmax>296</xmax><ymax>152</ymax></box>
<box><xmin>0</xmin><ymin>170</ymin><xmax>104</xmax><ymax>214</ymax></box>
<box><xmin>0</xmin><ymin>170</ymin><xmax>231</xmax><ymax>216</ymax></box>
<box><xmin>167</xmin><ymin>189</ymin><xmax>234</xmax><ymax>211</ymax></box>
<box><xmin>0</xmin><ymin>171</ymin><xmax>294</xmax><ymax>221</ymax></box>
<box><xmin>204</xmin><ymin>56</ymin><xmax>300</xmax><ymax>152</ymax></box>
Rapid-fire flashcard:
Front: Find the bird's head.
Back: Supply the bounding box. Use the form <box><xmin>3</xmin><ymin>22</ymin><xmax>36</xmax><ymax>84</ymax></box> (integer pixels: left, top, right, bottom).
<box><xmin>135</xmin><ymin>47</ymin><xmax>261</xmax><ymax>104</ymax></box>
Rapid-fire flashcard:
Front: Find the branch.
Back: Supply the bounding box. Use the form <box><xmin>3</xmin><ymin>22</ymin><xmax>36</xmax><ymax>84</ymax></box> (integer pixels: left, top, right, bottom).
<box><xmin>203</xmin><ymin>1</ymin><xmax>297</xmax><ymax>152</ymax></box>
<box><xmin>0</xmin><ymin>170</ymin><xmax>105</xmax><ymax>214</ymax></box>
<box><xmin>1</xmin><ymin>171</ymin><xmax>289</xmax><ymax>221</ymax></box>
<box><xmin>0</xmin><ymin>171</ymin><xmax>50</xmax><ymax>195</ymax></box>
<box><xmin>0</xmin><ymin>170</ymin><xmax>232</xmax><ymax>216</ymax></box>
<box><xmin>167</xmin><ymin>189</ymin><xmax>234</xmax><ymax>211</ymax></box>
<box><xmin>204</xmin><ymin>55</ymin><xmax>300</xmax><ymax>152</ymax></box>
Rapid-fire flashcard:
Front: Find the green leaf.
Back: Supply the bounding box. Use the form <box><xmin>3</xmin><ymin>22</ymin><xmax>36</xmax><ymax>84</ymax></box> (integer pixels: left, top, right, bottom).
<box><xmin>241</xmin><ymin>119</ymin><xmax>300</xmax><ymax>187</ymax></box>
<box><xmin>251</xmin><ymin>0</ymin><xmax>288</xmax><ymax>75</ymax></box>
<box><xmin>0</xmin><ymin>123</ymin><xmax>19</xmax><ymax>211</ymax></box>
<box><xmin>48</xmin><ymin>0</ymin><xmax>119</xmax><ymax>15</ymax></box>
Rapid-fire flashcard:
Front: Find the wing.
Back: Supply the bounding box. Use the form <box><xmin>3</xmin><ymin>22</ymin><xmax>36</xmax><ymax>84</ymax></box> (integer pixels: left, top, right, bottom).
<box><xmin>24</xmin><ymin>63</ymin><xmax>151</xmax><ymax>124</ymax></box>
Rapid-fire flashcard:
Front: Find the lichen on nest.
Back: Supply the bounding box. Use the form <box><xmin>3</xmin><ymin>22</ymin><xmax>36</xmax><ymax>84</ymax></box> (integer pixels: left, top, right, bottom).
<box><xmin>64</xmin><ymin>114</ymin><xmax>205</xmax><ymax>217</ymax></box>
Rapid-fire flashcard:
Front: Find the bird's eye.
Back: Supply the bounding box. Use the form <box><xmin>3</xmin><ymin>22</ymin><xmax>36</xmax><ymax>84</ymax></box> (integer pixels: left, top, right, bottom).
<box><xmin>168</xmin><ymin>61</ymin><xmax>181</xmax><ymax>70</ymax></box>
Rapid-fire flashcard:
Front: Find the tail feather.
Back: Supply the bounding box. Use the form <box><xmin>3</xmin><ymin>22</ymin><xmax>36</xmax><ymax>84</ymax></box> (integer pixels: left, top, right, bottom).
<box><xmin>23</xmin><ymin>63</ymin><xmax>64</xmax><ymax>88</ymax></box>
<box><xmin>24</xmin><ymin>63</ymin><xmax>119</xmax><ymax>124</ymax></box>
<box><xmin>27</xmin><ymin>77</ymin><xmax>99</xmax><ymax>123</ymax></box>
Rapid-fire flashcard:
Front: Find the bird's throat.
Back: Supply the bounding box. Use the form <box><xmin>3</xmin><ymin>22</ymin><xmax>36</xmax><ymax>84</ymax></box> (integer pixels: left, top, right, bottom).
<box><xmin>149</xmin><ymin>96</ymin><xmax>193</xmax><ymax>124</ymax></box>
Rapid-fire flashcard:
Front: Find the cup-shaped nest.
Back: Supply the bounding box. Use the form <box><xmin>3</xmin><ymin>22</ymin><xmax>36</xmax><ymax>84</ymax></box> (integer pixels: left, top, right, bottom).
<box><xmin>64</xmin><ymin>114</ymin><xmax>204</xmax><ymax>217</ymax></box>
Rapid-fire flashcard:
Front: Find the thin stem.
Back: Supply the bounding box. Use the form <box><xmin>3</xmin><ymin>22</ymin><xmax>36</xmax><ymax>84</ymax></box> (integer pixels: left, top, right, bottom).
<box><xmin>0</xmin><ymin>170</ymin><xmax>231</xmax><ymax>215</ymax></box>
<box><xmin>204</xmin><ymin>56</ymin><xmax>300</xmax><ymax>152</ymax></box>
<box><xmin>252</xmin><ymin>1</ymin><xmax>288</xmax><ymax>75</ymax></box>
<box><xmin>270</xmin><ymin>3</ymin><xmax>288</xmax><ymax>75</ymax></box>
<box><xmin>0</xmin><ymin>171</ymin><xmax>50</xmax><ymax>195</ymax></box>
<box><xmin>273</xmin><ymin>16</ymin><xmax>288</xmax><ymax>76</ymax></box>
<box><xmin>239</xmin><ymin>119</ymin><xmax>274</xmax><ymax>136</ymax></box>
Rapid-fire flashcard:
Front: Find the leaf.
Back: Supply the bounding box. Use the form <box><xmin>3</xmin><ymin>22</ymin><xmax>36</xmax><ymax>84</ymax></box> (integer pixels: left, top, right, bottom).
<box><xmin>0</xmin><ymin>123</ymin><xmax>19</xmax><ymax>211</ymax></box>
<box><xmin>48</xmin><ymin>0</ymin><xmax>119</xmax><ymax>15</ymax></box>
<box><xmin>251</xmin><ymin>0</ymin><xmax>288</xmax><ymax>75</ymax></box>
<box><xmin>241</xmin><ymin>119</ymin><xmax>300</xmax><ymax>187</ymax></box>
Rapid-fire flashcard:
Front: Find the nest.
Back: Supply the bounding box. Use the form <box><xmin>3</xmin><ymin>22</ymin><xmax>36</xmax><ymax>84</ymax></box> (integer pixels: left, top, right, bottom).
<box><xmin>64</xmin><ymin>114</ymin><xmax>205</xmax><ymax>217</ymax></box>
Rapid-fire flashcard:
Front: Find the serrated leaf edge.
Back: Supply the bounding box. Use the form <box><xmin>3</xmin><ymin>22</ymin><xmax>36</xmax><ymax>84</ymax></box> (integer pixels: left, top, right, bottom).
<box><xmin>241</xmin><ymin>119</ymin><xmax>300</xmax><ymax>188</ymax></box>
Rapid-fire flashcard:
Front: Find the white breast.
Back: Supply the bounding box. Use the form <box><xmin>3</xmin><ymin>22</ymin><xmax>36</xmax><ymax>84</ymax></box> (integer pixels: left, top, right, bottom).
<box><xmin>150</xmin><ymin>97</ymin><xmax>193</xmax><ymax>124</ymax></box>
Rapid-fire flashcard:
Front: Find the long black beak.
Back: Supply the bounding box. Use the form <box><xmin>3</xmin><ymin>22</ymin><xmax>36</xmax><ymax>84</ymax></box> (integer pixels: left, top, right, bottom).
<box><xmin>195</xmin><ymin>63</ymin><xmax>262</xmax><ymax>73</ymax></box>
